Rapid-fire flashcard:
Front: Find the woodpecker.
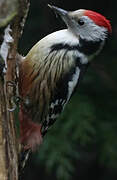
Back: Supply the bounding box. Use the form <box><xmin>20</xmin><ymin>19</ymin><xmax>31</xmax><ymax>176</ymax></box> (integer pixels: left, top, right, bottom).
<box><xmin>19</xmin><ymin>5</ymin><xmax>111</xmax><ymax>151</ymax></box>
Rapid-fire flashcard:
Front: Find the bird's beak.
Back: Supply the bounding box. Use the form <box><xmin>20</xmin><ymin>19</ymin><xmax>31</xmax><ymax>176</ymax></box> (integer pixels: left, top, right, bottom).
<box><xmin>48</xmin><ymin>4</ymin><xmax>68</xmax><ymax>17</ymax></box>
<box><xmin>48</xmin><ymin>5</ymin><xmax>70</xmax><ymax>27</ymax></box>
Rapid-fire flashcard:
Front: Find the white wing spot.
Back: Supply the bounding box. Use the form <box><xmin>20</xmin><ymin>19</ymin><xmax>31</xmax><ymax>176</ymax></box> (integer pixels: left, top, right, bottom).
<box><xmin>67</xmin><ymin>67</ymin><xmax>80</xmax><ymax>101</ymax></box>
<box><xmin>50</xmin><ymin>99</ymin><xmax>59</xmax><ymax>108</ymax></box>
<box><xmin>50</xmin><ymin>114</ymin><xmax>59</xmax><ymax>119</ymax></box>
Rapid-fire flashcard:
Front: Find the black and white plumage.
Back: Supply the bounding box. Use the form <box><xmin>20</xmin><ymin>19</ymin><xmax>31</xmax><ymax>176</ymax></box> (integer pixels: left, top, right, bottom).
<box><xmin>40</xmin><ymin>40</ymin><xmax>90</xmax><ymax>136</ymax></box>
<box><xmin>19</xmin><ymin>5</ymin><xmax>111</xmax><ymax>150</ymax></box>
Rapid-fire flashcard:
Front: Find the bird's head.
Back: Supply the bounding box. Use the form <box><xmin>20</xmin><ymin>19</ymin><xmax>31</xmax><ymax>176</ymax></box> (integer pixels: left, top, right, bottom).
<box><xmin>48</xmin><ymin>5</ymin><xmax>112</xmax><ymax>42</ymax></box>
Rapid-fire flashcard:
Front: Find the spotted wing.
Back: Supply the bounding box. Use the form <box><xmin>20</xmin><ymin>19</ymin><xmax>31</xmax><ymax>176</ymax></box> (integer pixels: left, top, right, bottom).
<box><xmin>41</xmin><ymin>63</ymin><xmax>89</xmax><ymax>136</ymax></box>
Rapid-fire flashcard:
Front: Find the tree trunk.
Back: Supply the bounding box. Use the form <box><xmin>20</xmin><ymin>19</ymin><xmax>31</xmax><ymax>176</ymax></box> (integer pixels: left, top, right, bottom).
<box><xmin>0</xmin><ymin>0</ymin><xmax>30</xmax><ymax>179</ymax></box>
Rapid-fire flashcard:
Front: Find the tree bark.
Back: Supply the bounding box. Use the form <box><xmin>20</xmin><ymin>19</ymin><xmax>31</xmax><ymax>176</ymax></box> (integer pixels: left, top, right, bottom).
<box><xmin>0</xmin><ymin>0</ymin><xmax>30</xmax><ymax>179</ymax></box>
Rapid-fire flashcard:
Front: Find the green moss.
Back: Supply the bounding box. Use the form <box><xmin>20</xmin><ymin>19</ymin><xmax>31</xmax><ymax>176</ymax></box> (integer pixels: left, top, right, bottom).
<box><xmin>0</xmin><ymin>11</ymin><xmax>17</xmax><ymax>28</ymax></box>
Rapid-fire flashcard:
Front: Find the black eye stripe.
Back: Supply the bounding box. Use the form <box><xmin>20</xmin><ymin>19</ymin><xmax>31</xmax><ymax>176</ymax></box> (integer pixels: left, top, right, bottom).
<box><xmin>78</xmin><ymin>19</ymin><xmax>84</xmax><ymax>26</ymax></box>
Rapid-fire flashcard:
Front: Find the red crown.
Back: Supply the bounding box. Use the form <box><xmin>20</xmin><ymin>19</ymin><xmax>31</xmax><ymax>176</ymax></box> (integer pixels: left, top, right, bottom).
<box><xmin>85</xmin><ymin>10</ymin><xmax>112</xmax><ymax>33</ymax></box>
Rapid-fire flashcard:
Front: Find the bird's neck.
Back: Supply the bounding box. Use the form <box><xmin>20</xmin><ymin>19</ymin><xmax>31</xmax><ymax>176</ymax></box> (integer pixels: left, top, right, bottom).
<box><xmin>24</xmin><ymin>29</ymin><xmax>104</xmax><ymax>68</ymax></box>
<box><xmin>78</xmin><ymin>37</ymin><xmax>104</xmax><ymax>58</ymax></box>
<box><xmin>49</xmin><ymin>30</ymin><xmax>104</xmax><ymax>64</ymax></box>
<box><xmin>48</xmin><ymin>29</ymin><xmax>104</xmax><ymax>60</ymax></box>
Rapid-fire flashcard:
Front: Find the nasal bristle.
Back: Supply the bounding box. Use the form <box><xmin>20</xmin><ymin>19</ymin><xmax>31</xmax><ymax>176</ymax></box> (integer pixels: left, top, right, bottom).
<box><xmin>85</xmin><ymin>10</ymin><xmax>112</xmax><ymax>33</ymax></box>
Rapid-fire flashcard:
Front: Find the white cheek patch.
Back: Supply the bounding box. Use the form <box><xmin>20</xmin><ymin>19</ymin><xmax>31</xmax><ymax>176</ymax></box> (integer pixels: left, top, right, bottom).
<box><xmin>78</xmin><ymin>16</ymin><xmax>107</xmax><ymax>41</ymax></box>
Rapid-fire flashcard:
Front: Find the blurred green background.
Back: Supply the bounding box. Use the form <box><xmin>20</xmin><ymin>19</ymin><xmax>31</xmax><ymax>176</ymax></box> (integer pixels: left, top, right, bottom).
<box><xmin>19</xmin><ymin>0</ymin><xmax>117</xmax><ymax>179</ymax></box>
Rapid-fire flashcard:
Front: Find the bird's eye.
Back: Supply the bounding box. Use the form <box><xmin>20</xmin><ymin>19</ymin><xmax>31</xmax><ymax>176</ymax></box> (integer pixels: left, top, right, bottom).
<box><xmin>78</xmin><ymin>19</ymin><xmax>84</xmax><ymax>26</ymax></box>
